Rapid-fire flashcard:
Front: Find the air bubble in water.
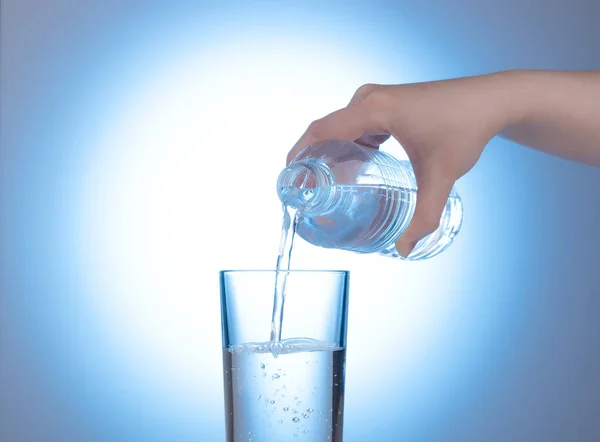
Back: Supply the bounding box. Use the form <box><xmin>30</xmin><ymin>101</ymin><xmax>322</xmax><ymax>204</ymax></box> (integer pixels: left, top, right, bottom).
<box><xmin>260</xmin><ymin>363</ymin><xmax>265</xmax><ymax>369</ymax></box>
<box><xmin>283</xmin><ymin>407</ymin><xmax>289</xmax><ymax>412</ymax></box>
<box><xmin>292</xmin><ymin>417</ymin><xmax>300</xmax><ymax>423</ymax></box>
<box><xmin>307</xmin><ymin>408</ymin><xmax>313</xmax><ymax>413</ymax></box>
<box><xmin>302</xmin><ymin>413</ymin><xmax>309</xmax><ymax>419</ymax></box>
<box><xmin>269</xmin><ymin>400</ymin><xmax>275</xmax><ymax>404</ymax></box>
<box><xmin>272</xmin><ymin>374</ymin><xmax>280</xmax><ymax>380</ymax></box>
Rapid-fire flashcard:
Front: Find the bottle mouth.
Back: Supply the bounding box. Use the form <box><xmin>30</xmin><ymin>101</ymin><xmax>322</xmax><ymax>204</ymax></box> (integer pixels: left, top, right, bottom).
<box><xmin>276</xmin><ymin>160</ymin><xmax>335</xmax><ymax>212</ymax></box>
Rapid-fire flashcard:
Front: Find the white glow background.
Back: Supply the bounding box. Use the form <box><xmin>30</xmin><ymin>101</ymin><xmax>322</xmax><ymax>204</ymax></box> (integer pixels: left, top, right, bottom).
<box><xmin>7</xmin><ymin>1</ymin><xmax>598</xmax><ymax>441</ymax></box>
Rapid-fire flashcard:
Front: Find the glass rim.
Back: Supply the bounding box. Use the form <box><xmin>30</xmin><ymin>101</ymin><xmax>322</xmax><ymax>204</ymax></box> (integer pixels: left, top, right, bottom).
<box><xmin>220</xmin><ymin>269</ymin><xmax>349</xmax><ymax>275</ymax></box>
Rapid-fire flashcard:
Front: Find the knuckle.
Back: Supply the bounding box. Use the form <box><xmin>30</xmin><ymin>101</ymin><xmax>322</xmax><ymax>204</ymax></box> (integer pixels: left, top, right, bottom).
<box><xmin>353</xmin><ymin>84</ymin><xmax>393</xmax><ymax>108</ymax></box>
<box><xmin>352</xmin><ymin>84</ymin><xmax>394</xmax><ymax>130</ymax></box>
<box><xmin>358</xmin><ymin>88</ymin><xmax>394</xmax><ymax>128</ymax></box>
<box><xmin>354</xmin><ymin>83</ymin><xmax>381</xmax><ymax>99</ymax></box>
<box><xmin>361</xmin><ymin>88</ymin><xmax>392</xmax><ymax>107</ymax></box>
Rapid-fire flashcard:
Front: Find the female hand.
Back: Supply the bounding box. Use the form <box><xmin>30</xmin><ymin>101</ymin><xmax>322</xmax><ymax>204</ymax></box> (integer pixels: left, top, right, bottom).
<box><xmin>287</xmin><ymin>74</ymin><xmax>513</xmax><ymax>257</ymax></box>
<box><xmin>287</xmin><ymin>70</ymin><xmax>600</xmax><ymax>256</ymax></box>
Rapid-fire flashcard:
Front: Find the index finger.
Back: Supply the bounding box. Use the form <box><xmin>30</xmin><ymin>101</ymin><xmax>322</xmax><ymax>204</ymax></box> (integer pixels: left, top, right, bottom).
<box><xmin>287</xmin><ymin>98</ymin><xmax>390</xmax><ymax>165</ymax></box>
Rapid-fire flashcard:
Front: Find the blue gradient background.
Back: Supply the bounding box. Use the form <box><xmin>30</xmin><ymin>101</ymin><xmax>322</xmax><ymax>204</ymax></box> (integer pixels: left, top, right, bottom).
<box><xmin>1</xmin><ymin>1</ymin><xmax>599</xmax><ymax>441</ymax></box>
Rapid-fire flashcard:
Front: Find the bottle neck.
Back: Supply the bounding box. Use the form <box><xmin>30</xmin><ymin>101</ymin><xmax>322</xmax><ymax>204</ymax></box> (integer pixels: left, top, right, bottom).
<box><xmin>277</xmin><ymin>160</ymin><xmax>336</xmax><ymax>213</ymax></box>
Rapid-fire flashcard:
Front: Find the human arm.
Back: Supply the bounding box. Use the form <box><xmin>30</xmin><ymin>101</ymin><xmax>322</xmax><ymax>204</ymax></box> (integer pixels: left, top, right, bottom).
<box><xmin>287</xmin><ymin>70</ymin><xmax>600</xmax><ymax>257</ymax></box>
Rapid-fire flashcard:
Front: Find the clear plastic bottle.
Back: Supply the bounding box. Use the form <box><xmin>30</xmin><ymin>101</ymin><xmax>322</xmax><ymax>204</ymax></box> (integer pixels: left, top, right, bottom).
<box><xmin>276</xmin><ymin>139</ymin><xmax>463</xmax><ymax>260</ymax></box>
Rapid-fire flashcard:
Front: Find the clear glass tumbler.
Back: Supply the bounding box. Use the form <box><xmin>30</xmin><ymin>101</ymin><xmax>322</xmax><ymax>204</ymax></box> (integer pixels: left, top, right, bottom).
<box><xmin>220</xmin><ymin>270</ymin><xmax>350</xmax><ymax>442</ymax></box>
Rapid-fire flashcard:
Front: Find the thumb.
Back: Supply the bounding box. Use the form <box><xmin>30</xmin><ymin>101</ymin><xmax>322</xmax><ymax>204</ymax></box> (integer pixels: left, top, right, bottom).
<box><xmin>395</xmin><ymin>167</ymin><xmax>455</xmax><ymax>258</ymax></box>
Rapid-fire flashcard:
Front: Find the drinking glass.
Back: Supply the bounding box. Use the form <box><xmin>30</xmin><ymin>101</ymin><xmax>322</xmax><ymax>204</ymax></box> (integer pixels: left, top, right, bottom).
<box><xmin>220</xmin><ymin>270</ymin><xmax>350</xmax><ymax>442</ymax></box>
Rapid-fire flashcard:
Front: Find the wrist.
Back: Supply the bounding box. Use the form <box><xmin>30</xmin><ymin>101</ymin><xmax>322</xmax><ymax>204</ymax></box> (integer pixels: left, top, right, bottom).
<box><xmin>484</xmin><ymin>70</ymin><xmax>533</xmax><ymax>131</ymax></box>
<box><xmin>489</xmin><ymin>70</ymin><xmax>582</xmax><ymax>130</ymax></box>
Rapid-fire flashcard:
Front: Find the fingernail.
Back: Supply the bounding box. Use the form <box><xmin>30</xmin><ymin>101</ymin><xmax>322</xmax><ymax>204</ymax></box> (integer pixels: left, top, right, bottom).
<box><xmin>396</xmin><ymin>239</ymin><xmax>417</xmax><ymax>259</ymax></box>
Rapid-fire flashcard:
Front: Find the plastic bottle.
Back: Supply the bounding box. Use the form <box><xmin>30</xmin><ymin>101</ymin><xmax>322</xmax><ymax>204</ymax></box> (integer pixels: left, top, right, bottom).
<box><xmin>276</xmin><ymin>139</ymin><xmax>463</xmax><ymax>260</ymax></box>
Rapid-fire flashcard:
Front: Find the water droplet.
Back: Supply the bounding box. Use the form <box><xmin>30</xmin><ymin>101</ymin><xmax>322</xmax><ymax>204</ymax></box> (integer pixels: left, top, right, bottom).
<box><xmin>278</xmin><ymin>420</ymin><xmax>283</xmax><ymax>424</ymax></box>
<box><xmin>294</xmin><ymin>396</ymin><xmax>298</xmax><ymax>400</ymax></box>
<box><xmin>302</xmin><ymin>413</ymin><xmax>309</xmax><ymax>418</ymax></box>
<box><xmin>294</xmin><ymin>433</ymin><xmax>298</xmax><ymax>437</ymax></box>
<box><xmin>283</xmin><ymin>407</ymin><xmax>289</xmax><ymax>412</ymax></box>
<box><xmin>260</xmin><ymin>363</ymin><xmax>265</xmax><ymax>369</ymax></box>
<box><xmin>269</xmin><ymin>400</ymin><xmax>275</xmax><ymax>404</ymax></box>
<box><xmin>257</xmin><ymin>395</ymin><xmax>262</xmax><ymax>400</ymax></box>
<box><xmin>304</xmin><ymin>430</ymin><xmax>309</xmax><ymax>434</ymax></box>
<box><xmin>293</xmin><ymin>409</ymin><xmax>299</xmax><ymax>413</ymax></box>
<box><xmin>292</xmin><ymin>417</ymin><xmax>300</xmax><ymax>423</ymax></box>
<box><xmin>307</xmin><ymin>408</ymin><xmax>313</xmax><ymax>413</ymax></box>
<box><xmin>272</xmin><ymin>374</ymin><xmax>280</xmax><ymax>380</ymax></box>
